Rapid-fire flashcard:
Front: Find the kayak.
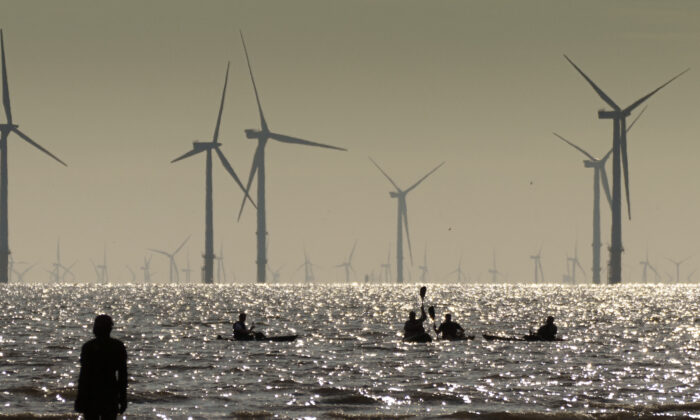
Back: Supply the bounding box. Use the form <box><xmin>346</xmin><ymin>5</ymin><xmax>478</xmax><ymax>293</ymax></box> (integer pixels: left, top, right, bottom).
<box><xmin>216</xmin><ymin>334</ymin><xmax>298</xmax><ymax>342</ymax></box>
<box><xmin>482</xmin><ymin>334</ymin><xmax>563</xmax><ymax>342</ymax></box>
<box><xmin>442</xmin><ymin>335</ymin><xmax>475</xmax><ymax>341</ymax></box>
<box><xmin>403</xmin><ymin>332</ymin><xmax>433</xmax><ymax>343</ymax></box>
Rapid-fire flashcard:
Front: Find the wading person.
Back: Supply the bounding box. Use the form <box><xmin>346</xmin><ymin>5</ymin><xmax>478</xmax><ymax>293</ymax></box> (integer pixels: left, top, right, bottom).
<box><xmin>75</xmin><ymin>314</ymin><xmax>127</xmax><ymax>420</ymax></box>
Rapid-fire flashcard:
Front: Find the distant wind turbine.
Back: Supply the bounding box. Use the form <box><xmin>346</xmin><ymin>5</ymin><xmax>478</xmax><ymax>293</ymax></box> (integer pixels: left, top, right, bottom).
<box><xmin>149</xmin><ymin>236</ymin><xmax>190</xmax><ymax>283</ymax></box>
<box><xmin>370</xmin><ymin>157</ymin><xmax>445</xmax><ymax>284</ymax></box>
<box><xmin>294</xmin><ymin>248</ymin><xmax>315</xmax><ymax>284</ymax></box>
<box><xmin>236</xmin><ymin>32</ymin><xmax>347</xmax><ymax>284</ymax></box>
<box><xmin>566</xmin><ymin>242</ymin><xmax>586</xmax><ymax>284</ymax></box>
<box><xmin>639</xmin><ymin>249</ymin><xmax>660</xmax><ymax>283</ymax></box>
<box><xmin>489</xmin><ymin>251</ymin><xmax>500</xmax><ymax>283</ymax></box>
<box><xmin>336</xmin><ymin>241</ymin><xmax>357</xmax><ymax>283</ymax></box>
<box><xmin>0</xmin><ymin>30</ymin><xmax>67</xmax><ymax>283</ymax></box>
<box><xmin>446</xmin><ymin>255</ymin><xmax>466</xmax><ymax>283</ymax></box>
<box><xmin>215</xmin><ymin>243</ymin><xmax>227</xmax><ymax>284</ymax></box>
<box><xmin>666</xmin><ymin>256</ymin><xmax>691</xmax><ymax>284</ymax></box>
<box><xmin>530</xmin><ymin>247</ymin><xmax>544</xmax><ymax>284</ymax></box>
<box><xmin>564</xmin><ymin>55</ymin><xmax>688</xmax><ymax>284</ymax></box>
<box><xmin>125</xmin><ymin>265</ymin><xmax>136</xmax><ymax>283</ymax></box>
<box><xmin>13</xmin><ymin>262</ymin><xmax>34</xmax><ymax>282</ymax></box>
<box><xmin>418</xmin><ymin>245</ymin><xmax>429</xmax><ymax>283</ymax></box>
<box><xmin>380</xmin><ymin>248</ymin><xmax>392</xmax><ymax>283</ymax></box>
<box><xmin>171</xmin><ymin>63</ymin><xmax>253</xmax><ymax>285</ymax></box>
<box><xmin>141</xmin><ymin>255</ymin><xmax>153</xmax><ymax>283</ymax></box>
<box><xmin>268</xmin><ymin>265</ymin><xmax>283</xmax><ymax>283</ymax></box>
<box><xmin>182</xmin><ymin>250</ymin><xmax>192</xmax><ymax>283</ymax></box>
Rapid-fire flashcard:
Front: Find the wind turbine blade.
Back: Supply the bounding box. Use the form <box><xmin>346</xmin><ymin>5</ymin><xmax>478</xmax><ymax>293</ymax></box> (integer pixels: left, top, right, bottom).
<box><xmin>401</xmin><ymin>200</ymin><xmax>414</xmax><ymax>264</ymax></box>
<box><xmin>1</xmin><ymin>30</ymin><xmax>12</xmax><ymax>124</ymax></box>
<box><xmin>680</xmin><ymin>256</ymin><xmax>692</xmax><ymax>264</ymax></box>
<box><xmin>173</xmin><ymin>235</ymin><xmax>190</xmax><ymax>256</ymax></box>
<box><xmin>405</xmin><ymin>161</ymin><xmax>445</xmax><ymax>193</ymax></box>
<box><xmin>626</xmin><ymin>106</ymin><xmax>647</xmax><ymax>134</ymax></box>
<box><xmin>649</xmin><ymin>264</ymin><xmax>659</xmax><ymax>277</ymax></box>
<box><xmin>13</xmin><ymin>128</ymin><xmax>67</xmax><ymax>166</ymax></box>
<box><xmin>599</xmin><ymin>166</ymin><xmax>613</xmax><ymax>210</ymax></box>
<box><xmin>369</xmin><ymin>157</ymin><xmax>401</xmax><ymax>191</ymax></box>
<box><xmin>215</xmin><ymin>147</ymin><xmax>256</xmax><ymax>208</ymax></box>
<box><xmin>623</xmin><ymin>68</ymin><xmax>690</xmax><ymax>114</ymax></box>
<box><xmin>620</xmin><ymin>120</ymin><xmax>631</xmax><ymax>219</ymax></box>
<box><xmin>212</xmin><ymin>62</ymin><xmax>229</xmax><ymax>143</ymax></box>
<box><xmin>552</xmin><ymin>133</ymin><xmax>595</xmax><ymax>160</ymax></box>
<box><xmin>576</xmin><ymin>260</ymin><xmax>586</xmax><ymax>276</ymax></box>
<box><xmin>268</xmin><ymin>132</ymin><xmax>346</xmax><ymax>151</ymax></box>
<box><xmin>240</xmin><ymin>31</ymin><xmax>268</xmax><ymax>132</ymax></box>
<box><xmin>171</xmin><ymin>147</ymin><xmax>205</xmax><ymax>163</ymax></box>
<box><xmin>600</xmin><ymin>147</ymin><xmax>613</xmax><ymax>164</ymax></box>
<box><xmin>563</xmin><ymin>55</ymin><xmax>619</xmax><ymax>110</ymax></box>
<box><xmin>348</xmin><ymin>241</ymin><xmax>357</xmax><ymax>264</ymax></box>
<box><xmin>147</xmin><ymin>249</ymin><xmax>171</xmax><ymax>258</ymax></box>
<box><xmin>237</xmin><ymin>145</ymin><xmax>262</xmax><ymax>221</ymax></box>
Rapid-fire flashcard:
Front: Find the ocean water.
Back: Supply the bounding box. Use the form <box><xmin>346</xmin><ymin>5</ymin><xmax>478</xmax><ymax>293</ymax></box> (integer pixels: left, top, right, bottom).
<box><xmin>0</xmin><ymin>284</ymin><xmax>698</xmax><ymax>419</ymax></box>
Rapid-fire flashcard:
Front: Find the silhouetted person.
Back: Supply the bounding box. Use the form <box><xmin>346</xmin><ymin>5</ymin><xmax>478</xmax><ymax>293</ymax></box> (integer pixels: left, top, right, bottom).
<box><xmin>434</xmin><ymin>313</ymin><xmax>465</xmax><ymax>339</ymax></box>
<box><xmin>534</xmin><ymin>316</ymin><xmax>558</xmax><ymax>341</ymax></box>
<box><xmin>75</xmin><ymin>315</ymin><xmax>127</xmax><ymax>419</ymax></box>
<box><xmin>233</xmin><ymin>312</ymin><xmax>264</xmax><ymax>340</ymax></box>
<box><xmin>403</xmin><ymin>304</ymin><xmax>428</xmax><ymax>340</ymax></box>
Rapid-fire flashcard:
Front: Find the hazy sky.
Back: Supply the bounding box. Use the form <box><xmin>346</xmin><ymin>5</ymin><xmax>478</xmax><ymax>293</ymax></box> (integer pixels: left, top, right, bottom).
<box><xmin>2</xmin><ymin>0</ymin><xmax>700</xmax><ymax>283</ymax></box>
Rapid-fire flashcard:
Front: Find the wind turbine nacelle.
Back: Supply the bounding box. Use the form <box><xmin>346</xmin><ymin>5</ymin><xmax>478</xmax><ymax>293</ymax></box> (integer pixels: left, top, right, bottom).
<box><xmin>598</xmin><ymin>109</ymin><xmax>629</xmax><ymax>119</ymax></box>
<box><xmin>245</xmin><ymin>129</ymin><xmax>259</xmax><ymax>139</ymax></box>
<box><xmin>193</xmin><ymin>142</ymin><xmax>212</xmax><ymax>151</ymax></box>
<box><xmin>389</xmin><ymin>191</ymin><xmax>399</xmax><ymax>198</ymax></box>
<box><xmin>583</xmin><ymin>160</ymin><xmax>596</xmax><ymax>168</ymax></box>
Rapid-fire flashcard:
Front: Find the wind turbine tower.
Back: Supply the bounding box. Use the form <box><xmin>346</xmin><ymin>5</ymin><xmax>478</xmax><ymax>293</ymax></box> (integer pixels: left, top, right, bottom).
<box><xmin>236</xmin><ymin>33</ymin><xmax>347</xmax><ymax>284</ymax></box>
<box><xmin>418</xmin><ymin>245</ymin><xmax>429</xmax><ymax>283</ymax></box>
<box><xmin>171</xmin><ymin>63</ymin><xmax>252</xmax><ymax>285</ymax></box>
<box><xmin>149</xmin><ymin>236</ymin><xmax>190</xmax><ymax>284</ymax></box>
<box><xmin>380</xmin><ymin>249</ymin><xmax>392</xmax><ymax>283</ymax></box>
<box><xmin>530</xmin><ymin>247</ymin><xmax>544</xmax><ymax>284</ymax></box>
<box><xmin>567</xmin><ymin>242</ymin><xmax>585</xmax><ymax>284</ymax></box>
<box><xmin>0</xmin><ymin>30</ymin><xmax>67</xmax><ymax>283</ymax></box>
<box><xmin>667</xmin><ymin>256</ymin><xmax>690</xmax><ymax>283</ymax></box>
<box><xmin>141</xmin><ymin>255</ymin><xmax>153</xmax><ymax>283</ymax></box>
<box><xmin>370</xmin><ymin>157</ymin><xmax>445</xmax><ymax>284</ymax></box>
<box><xmin>215</xmin><ymin>243</ymin><xmax>227</xmax><ymax>283</ymax></box>
<box><xmin>564</xmin><ymin>56</ymin><xmax>688</xmax><ymax>284</ymax></box>
<box><xmin>639</xmin><ymin>249</ymin><xmax>659</xmax><ymax>283</ymax></box>
<box><xmin>336</xmin><ymin>241</ymin><xmax>357</xmax><ymax>283</ymax></box>
<box><xmin>489</xmin><ymin>251</ymin><xmax>500</xmax><ymax>283</ymax></box>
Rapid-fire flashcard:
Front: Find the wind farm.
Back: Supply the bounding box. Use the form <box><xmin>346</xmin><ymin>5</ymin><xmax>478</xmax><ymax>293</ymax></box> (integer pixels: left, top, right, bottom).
<box><xmin>2</xmin><ymin>3</ymin><xmax>700</xmax><ymax>419</ymax></box>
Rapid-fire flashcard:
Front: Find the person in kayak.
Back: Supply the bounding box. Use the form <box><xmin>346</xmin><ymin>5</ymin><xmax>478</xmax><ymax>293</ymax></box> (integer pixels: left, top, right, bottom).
<box><xmin>233</xmin><ymin>312</ymin><xmax>265</xmax><ymax>340</ymax></box>
<box><xmin>404</xmin><ymin>304</ymin><xmax>429</xmax><ymax>340</ymax></box>
<box><xmin>533</xmin><ymin>316</ymin><xmax>558</xmax><ymax>341</ymax></box>
<box><xmin>434</xmin><ymin>313</ymin><xmax>465</xmax><ymax>339</ymax></box>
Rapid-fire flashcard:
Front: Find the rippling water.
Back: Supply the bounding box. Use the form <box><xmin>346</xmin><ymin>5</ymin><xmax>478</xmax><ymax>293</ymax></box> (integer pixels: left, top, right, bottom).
<box><xmin>0</xmin><ymin>284</ymin><xmax>698</xmax><ymax>419</ymax></box>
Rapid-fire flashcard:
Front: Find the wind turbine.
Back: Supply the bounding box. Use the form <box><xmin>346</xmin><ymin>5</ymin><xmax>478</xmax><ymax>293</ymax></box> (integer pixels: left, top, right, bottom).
<box><xmin>418</xmin><ymin>245</ymin><xmax>429</xmax><ymax>283</ymax></box>
<box><xmin>236</xmin><ymin>32</ymin><xmax>347</xmax><ymax>284</ymax></box>
<box><xmin>554</xmin><ymin>108</ymin><xmax>645</xmax><ymax>284</ymax></box>
<box><xmin>567</xmin><ymin>242</ymin><xmax>586</xmax><ymax>284</ymax></box>
<box><xmin>530</xmin><ymin>247</ymin><xmax>544</xmax><ymax>284</ymax></box>
<box><xmin>141</xmin><ymin>255</ymin><xmax>153</xmax><ymax>283</ymax></box>
<box><xmin>336</xmin><ymin>241</ymin><xmax>357</xmax><ymax>283</ymax></box>
<box><xmin>370</xmin><ymin>157</ymin><xmax>445</xmax><ymax>284</ymax></box>
<box><xmin>489</xmin><ymin>251</ymin><xmax>500</xmax><ymax>283</ymax></box>
<box><xmin>294</xmin><ymin>248</ymin><xmax>315</xmax><ymax>284</ymax></box>
<box><xmin>380</xmin><ymin>248</ymin><xmax>392</xmax><ymax>283</ymax></box>
<box><xmin>639</xmin><ymin>249</ymin><xmax>660</xmax><ymax>283</ymax></box>
<box><xmin>90</xmin><ymin>259</ymin><xmax>104</xmax><ymax>284</ymax></box>
<box><xmin>182</xmin><ymin>250</ymin><xmax>192</xmax><ymax>283</ymax></box>
<box><xmin>149</xmin><ymin>235</ymin><xmax>189</xmax><ymax>283</ymax></box>
<box><xmin>13</xmin><ymin>262</ymin><xmax>34</xmax><ymax>282</ymax></box>
<box><xmin>666</xmin><ymin>256</ymin><xmax>691</xmax><ymax>283</ymax></box>
<box><xmin>268</xmin><ymin>265</ymin><xmax>283</xmax><ymax>283</ymax></box>
<box><xmin>171</xmin><ymin>63</ymin><xmax>253</xmax><ymax>285</ymax></box>
<box><xmin>564</xmin><ymin>55</ymin><xmax>688</xmax><ymax>284</ymax></box>
<box><xmin>215</xmin><ymin>243</ymin><xmax>227</xmax><ymax>283</ymax></box>
<box><xmin>446</xmin><ymin>255</ymin><xmax>466</xmax><ymax>283</ymax></box>
<box><xmin>61</xmin><ymin>261</ymin><xmax>76</xmax><ymax>283</ymax></box>
<box><xmin>0</xmin><ymin>30</ymin><xmax>67</xmax><ymax>283</ymax></box>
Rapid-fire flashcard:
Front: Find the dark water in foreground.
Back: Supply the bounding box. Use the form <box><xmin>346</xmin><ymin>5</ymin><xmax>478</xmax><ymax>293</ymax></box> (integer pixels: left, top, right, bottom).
<box><xmin>0</xmin><ymin>284</ymin><xmax>698</xmax><ymax>419</ymax></box>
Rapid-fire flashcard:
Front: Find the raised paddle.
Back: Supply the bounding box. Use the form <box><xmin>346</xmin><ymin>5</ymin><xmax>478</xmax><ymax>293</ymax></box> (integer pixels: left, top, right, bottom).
<box><xmin>428</xmin><ymin>305</ymin><xmax>437</xmax><ymax>332</ymax></box>
<box><xmin>419</xmin><ymin>286</ymin><xmax>427</xmax><ymax>303</ymax></box>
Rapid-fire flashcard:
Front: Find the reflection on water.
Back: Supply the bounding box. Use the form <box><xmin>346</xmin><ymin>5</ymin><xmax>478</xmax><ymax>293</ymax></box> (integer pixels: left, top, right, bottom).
<box><xmin>0</xmin><ymin>284</ymin><xmax>698</xmax><ymax>418</ymax></box>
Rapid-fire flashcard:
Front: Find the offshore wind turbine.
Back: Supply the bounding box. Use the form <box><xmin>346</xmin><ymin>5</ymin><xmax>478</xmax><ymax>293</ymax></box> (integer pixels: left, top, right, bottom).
<box><xmin>215</xmin><ymin>243</ymin><xmax>227</xmax><ymax>283</ymax></box>
<box><xmin>61</xmin><ymin>261</ymin><xmax>76</xmax><ymax>283</ymax></box>
<box><xmin>13</xmin><ymin>262</ymin><xmax>34</xmax><ymax>282</ymax></box>
<box><xmin>380</xmin><ymin>249</ymin><xmax>392</xmax><ymax>283</ymax></box>
<box><xmin>530</xmin><ymin>247</ymin><xmax>544</xmax><ymax>284</ymax></box>
<box><xmin>171</xmin><ymin>63</ymin><xmax>253</xmax><ymax>285</ymax></box>
<box><xmin>294</xmin><ymin>249</ymin><xmax>315</xmax><ymax>284</ymax></box>
<box><xmin>564</xmin><ymin>55</ymin><xmax>688</xmax><ymax>284</ymax></box>
<box><xmin>567</xmin><ymin>242</ymin><xmax>585</xmax><ymax>284</ymax></box>
<box><xmin>554</xmin><ymin>108</ymin><xmax>645</xmax><ymax>284</ymax></box>
<box><xmin>446</xmin><ymin>255</ymin><xmax>466</xmax><ymax>283</ymax></box>
<box><xmin>0</xmin><ymin>30</ymin><xmax>67</xmax><ymax>283</ymax></box>
<box><xmin>489</xmin><ymin>251</ymin><xmax>500</xmax><ymax>283</ymax></box>
<box><xmin>182</xmin><ymin>250</ymin><xmax>192</xmax><ymax>283</ymax></box>
<box><xmin>141</xmin><ymin>255</ymin><xmax>153</xmax><ymax>283</ymax></box>
<box><xmin>149</xmin><ymin>236</ymin><xmax>189</xmax><ymax>284</ymax></box>
<box><xmin>236</xmin><ymin>33</ymin><xmax>347</xmax><ymax>284</ymax></box>
<box><xmin>639</xmin><ymin>249</ymin><xmax>659</xmax><ymax>283</ymax></box>
<box><xmin>125</xmin><ymin>265</ymin><xmax>137</xmax><ymax>283</ymax></box>
<box><xmin>418</xmin><ymin>245</ymin><xmax>429</xmax><ymax>283</ymax></box>
<box><xmin>666</xmin><ymin>256</ymin><xmax>691</xmax><ymax>283</ymax></box>
<box><xmin>268</xmin><ymin>265</ymin><xmax>283</xmax><ymax>283</ymax></box>
<box><xmin>336</xmin><ymin>241</ymin><xmax>357</xmax><ymax>283</ymax></box>
<box><xmin>370</xmin><ymin>157</ymin><xmax>445</xmax><ymax>284</ymax></box>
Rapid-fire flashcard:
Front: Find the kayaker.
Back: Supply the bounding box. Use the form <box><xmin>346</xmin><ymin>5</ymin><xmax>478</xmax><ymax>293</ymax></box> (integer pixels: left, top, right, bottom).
<box><xmin>404</xmin><ymin>304</ymin><xmax>428</xmax><ymax>340</ymax></box>
<box><xmin>233</xmin><ymin>312</ymin><xmax>265</xmax><ymax>340</ymax></box>
<box><xmin>534</xmin><ymin>316</ymin><xmax>558</xmax><ymax>341</ymax></box>
<box><xmin>434</xmin><ymin>313</ymin><xmax>465</xmax><ymax>339</ymax></box>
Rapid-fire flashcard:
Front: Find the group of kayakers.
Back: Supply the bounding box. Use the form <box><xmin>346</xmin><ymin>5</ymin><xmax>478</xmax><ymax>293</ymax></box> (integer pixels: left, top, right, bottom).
<box><xmin>403</xmin><ymin>302</ymin><xmax>558</xmax><ymax>342</ymax></box>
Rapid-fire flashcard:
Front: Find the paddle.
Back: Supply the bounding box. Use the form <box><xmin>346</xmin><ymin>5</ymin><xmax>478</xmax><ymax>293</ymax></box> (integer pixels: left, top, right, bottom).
<box><xmin>428</xmin><ymin>305</ymin><xmax>437</xmax><ymax>332</ymax></box>
<box><xmin>419</xmin><ymin>286</ymin><xmax>427</xmax><ymax>304</ymax></box>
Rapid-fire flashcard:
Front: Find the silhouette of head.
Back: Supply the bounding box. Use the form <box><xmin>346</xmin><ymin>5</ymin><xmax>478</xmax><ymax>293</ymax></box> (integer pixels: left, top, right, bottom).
<box><xmin>93</xmin><ymin>314</ymin><xmax>113</xmax><ymax>338</ymax></box>
<box><xmin>546</xmin><ymin>316</ymin><xmax>555</xmax><ymax>325</ymax></box>
<box><xmin>409</xmin><ymin>311</ymin><xmax>416</xmax><ymax>320</ymax></box>
<box><xmin>445</xmin><ymin>314</ymin><xmax>452</xmax><ymax>322</ymax></box>
<box><xmin>239</xmin><ymin>312</ymin><xmax>247</xmax><ymax>322</ymax></box>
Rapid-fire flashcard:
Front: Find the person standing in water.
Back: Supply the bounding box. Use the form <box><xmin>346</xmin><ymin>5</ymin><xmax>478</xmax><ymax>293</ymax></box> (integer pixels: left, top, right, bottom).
<box><xmin>75</xmin><ymin>314</ymin><xmax>128</xmax><ymax>420</ymax></box>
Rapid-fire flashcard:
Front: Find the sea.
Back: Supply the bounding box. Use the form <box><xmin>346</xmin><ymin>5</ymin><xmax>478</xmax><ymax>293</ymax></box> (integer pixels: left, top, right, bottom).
<box><xmin>0</xmin><ymin>284</ymin><xmax>698</xmax><ymax>419</ymax></box>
